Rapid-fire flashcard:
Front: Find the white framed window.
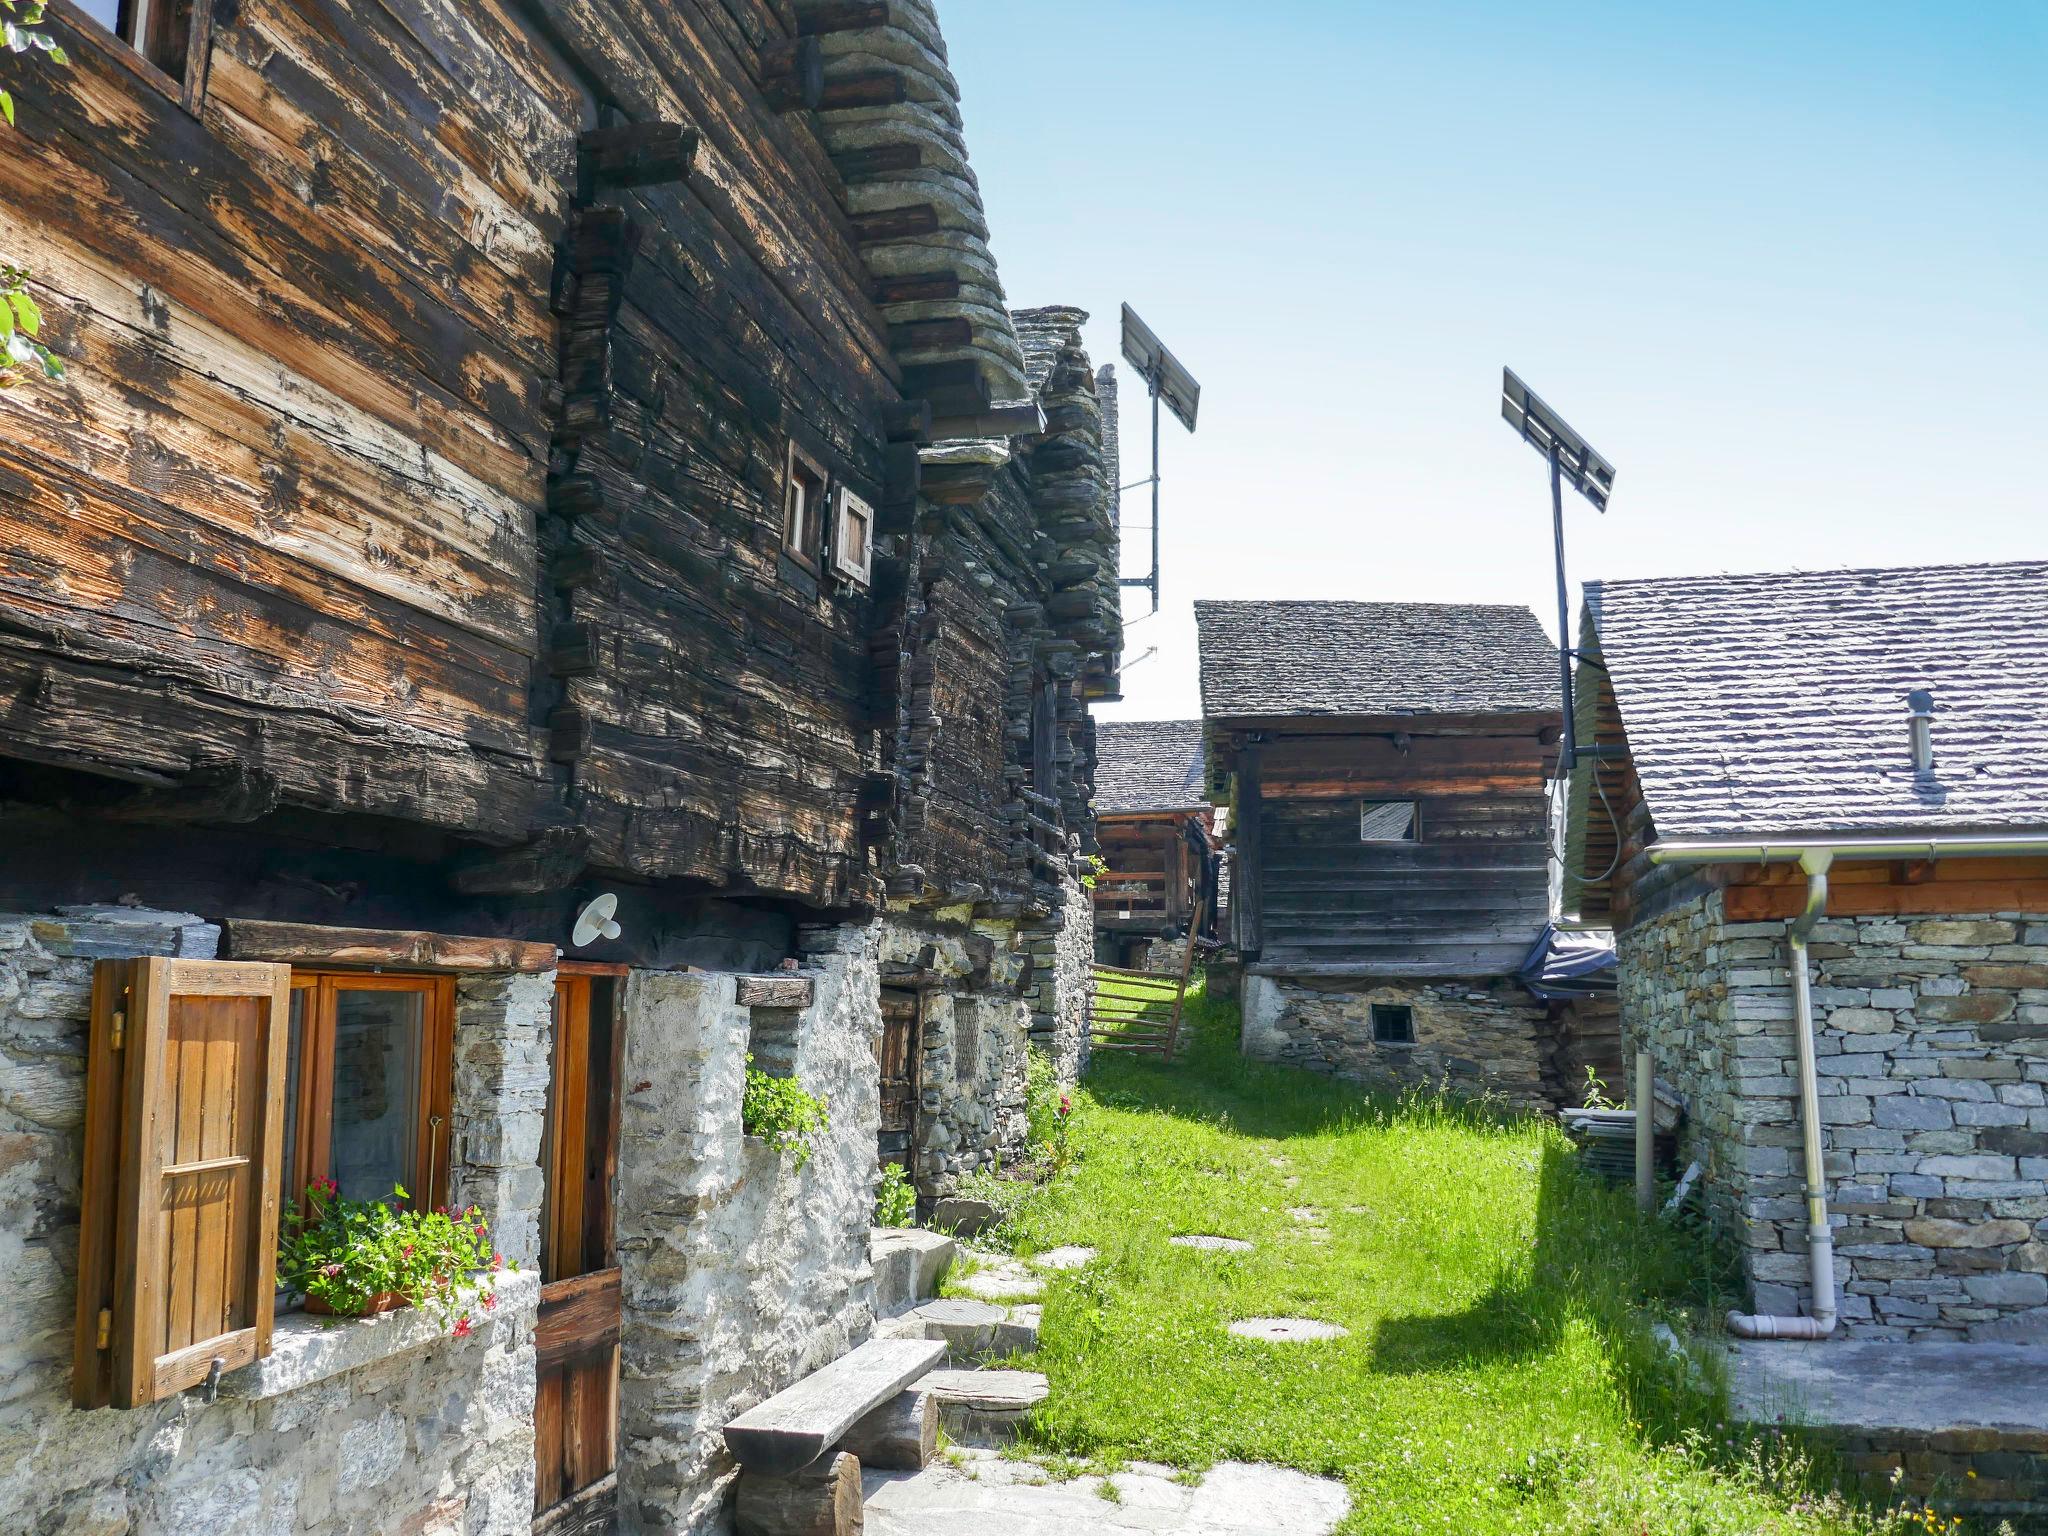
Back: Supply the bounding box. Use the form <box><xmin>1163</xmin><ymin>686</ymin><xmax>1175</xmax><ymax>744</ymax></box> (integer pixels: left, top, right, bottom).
<box><xmin>1360</xmin><ymin>800</ymin><xmax>1419</xmax><ymax>842</ymax></box>
<box><xmin>829</xmin><ymin>485</ymin><xmax>874</xmax><ymax>588</ymax></box>
<box><xmin>782</xmin><ymin>440</ymin><xmax>826</xmax><ymax>573</ymax></box>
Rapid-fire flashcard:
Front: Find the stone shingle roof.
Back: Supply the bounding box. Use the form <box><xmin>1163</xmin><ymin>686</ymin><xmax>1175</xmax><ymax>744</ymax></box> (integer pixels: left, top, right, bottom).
<box><xmin>1094</xmin><ymin>720</ymin><xmax>1208</xmax><ymax>816</ymax></box>
<box><xmin>1589</xmin><ymin>560</ymin><xmax>2048</xmax><ymax>840</ymax></box>
<box><xmin>1194</xmin><ymin>600</ymin><xmax>1560</xmax><ymax>720</ymax></box>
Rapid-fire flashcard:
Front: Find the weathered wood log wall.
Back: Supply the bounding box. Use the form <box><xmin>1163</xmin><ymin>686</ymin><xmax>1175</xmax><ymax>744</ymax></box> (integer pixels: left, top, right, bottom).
<box><xmin>0</xmin><ymin>0</ymin><xmax>1118</xmax><ymax>938</ymax></box>
<box><xmin>1245</xmin><ymin>727</ymin><xmax>1553</xmax><ymax>975</ymax></box>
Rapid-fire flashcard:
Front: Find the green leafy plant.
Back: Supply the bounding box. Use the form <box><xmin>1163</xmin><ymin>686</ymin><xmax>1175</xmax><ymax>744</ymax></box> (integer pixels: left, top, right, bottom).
<box><xmin>1582</xmin><ymin>1064</ymin><xmax>1619</xmax><ymax>1111</ymax></box>
<box><xmin>276</xmin><ymin>1179</ymin><xmax>509</xmax><ymax>1333</ymax></box>
<box><xmin>1</xmin><ymin>2</ymin><xmax>67</xmax><ymax>386</ymax></box>
<box><xmin>742</xmin><ymin>1055</ymin><xmax>830</xmax><ymax>1170</ymax></box>
<box><xmin>1078</xmin><ymin>853</ymin><xmax>1108</xmax><ymax>891</ymax></box>
<box><xmin>875</xmin><ymin>1161</ymin><xmax>917</xmax><ymax>1227</ymax></box>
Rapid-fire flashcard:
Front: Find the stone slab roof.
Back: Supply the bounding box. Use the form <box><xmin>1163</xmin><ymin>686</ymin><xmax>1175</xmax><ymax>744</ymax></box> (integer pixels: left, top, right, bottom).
<box><xmin>1094</xmin><ymin>719</ymin><xmax>1207</xmax><ymax>816</ymax></box>
<box><xmin>1588</xmin><ymin>560</ymin><xmax>2048</xmax><ymax>840</ymax></box>
<box><xmin>1195</xmin><ymin>600</ymin><xmax>1560</xmax><ymax>720</ymax></box>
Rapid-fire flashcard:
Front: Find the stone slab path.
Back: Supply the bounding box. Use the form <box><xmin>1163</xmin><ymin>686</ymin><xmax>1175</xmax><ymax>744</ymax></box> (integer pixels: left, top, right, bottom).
<box><xmin>863</xmin><ymin>1449</ymin><xmax>1349</xmax><ymax>1535</ymax></box>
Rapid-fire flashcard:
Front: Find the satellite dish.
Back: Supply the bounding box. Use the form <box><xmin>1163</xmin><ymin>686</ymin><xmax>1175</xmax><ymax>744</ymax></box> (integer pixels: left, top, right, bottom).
<box><xmin>572</xmin><ymin>893</ymin><xmax>623</xmax><ymax>948</ymax></box>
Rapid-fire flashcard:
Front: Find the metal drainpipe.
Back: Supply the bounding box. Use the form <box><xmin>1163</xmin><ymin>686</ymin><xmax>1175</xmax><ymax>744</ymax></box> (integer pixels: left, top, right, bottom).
<box><xmin>1727</xmin><ymin>848</ymin><xmax>1838</xmax><ymax>1340</ymax></box>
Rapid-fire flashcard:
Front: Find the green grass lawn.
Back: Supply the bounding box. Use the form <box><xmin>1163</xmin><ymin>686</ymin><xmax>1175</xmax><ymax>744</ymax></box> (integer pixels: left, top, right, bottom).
<box><xmin>971</xmin><ymin>977</ymin><xmax>1970</xmax><ymax>1536</ymax></box>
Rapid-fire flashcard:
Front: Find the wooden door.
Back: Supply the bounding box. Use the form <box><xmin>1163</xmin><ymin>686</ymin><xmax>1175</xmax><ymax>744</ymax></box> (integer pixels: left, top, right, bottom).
<box><xmin>535</xmin><ymin>972</ymin><xmax>622</xmax><ymax>1533</ymax></box>
<box><xmin>878</xmin><ymin>988</ymin><xmax>919</xmax><ymax>1170</ymax></box>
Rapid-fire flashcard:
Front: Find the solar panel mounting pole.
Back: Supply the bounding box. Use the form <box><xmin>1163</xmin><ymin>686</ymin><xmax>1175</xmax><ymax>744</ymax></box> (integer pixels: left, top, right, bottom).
<box><xmin>1548</xmin><ymin>438</ymin><xmax>1574</xmax><ymax>768</ymax></box>
<box><xmin>1147</xmin><ymin>373</ymin><xmax>1162</xmax><ymax>613</ymax></box>
<box><xmin>1119</xmin><ymin>306</ymin><xmax>1200</xmax><ymax>620</ymax></box>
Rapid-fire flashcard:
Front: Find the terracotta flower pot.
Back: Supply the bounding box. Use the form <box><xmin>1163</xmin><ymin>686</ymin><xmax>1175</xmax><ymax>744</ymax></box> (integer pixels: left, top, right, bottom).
<box><xmin>306</xmin><ymin>1290</ymin><xmax>410</xmax><ymax>1318</ymax></box>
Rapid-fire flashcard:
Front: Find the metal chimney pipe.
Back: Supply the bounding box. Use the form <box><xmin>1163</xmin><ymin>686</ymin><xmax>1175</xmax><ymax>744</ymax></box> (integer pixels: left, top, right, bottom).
<box><xmin>1907</xmin><ymin>690</ymin><xmax>1935</xmax><ymax>773</ymax></box>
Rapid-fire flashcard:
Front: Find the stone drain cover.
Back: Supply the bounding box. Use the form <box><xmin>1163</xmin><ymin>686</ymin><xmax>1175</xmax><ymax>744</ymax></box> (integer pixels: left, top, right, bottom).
<box><xmin>1229</xmin><ymin>1317</ymin><xmax>1349</xmax><ymax>1343</ymax></box>
<box><xmin>1172</xmin><ymin>1234</ymin><xmax>1253</xmax><ymax>1253</ymax></box>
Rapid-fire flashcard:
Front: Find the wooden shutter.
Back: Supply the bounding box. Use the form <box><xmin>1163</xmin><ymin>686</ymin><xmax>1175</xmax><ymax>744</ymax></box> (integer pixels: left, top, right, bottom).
<box><xmin>73</xmin><ymin>957</ymin><xmax>292</xmax><ymax>1408</ymax></box>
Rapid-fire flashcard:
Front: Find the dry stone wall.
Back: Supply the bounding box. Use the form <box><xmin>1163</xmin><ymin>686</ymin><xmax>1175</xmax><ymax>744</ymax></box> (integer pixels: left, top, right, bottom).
<box><xmin>615</xmin><ymin>928</ymin><xmax>882</xmax><ymax>1534</ymax></box>
<box><xmin>1620</xmin><ymin>893</ymin><xmax>2048</xmax><ymax>1341</ymax></box>
<box><xmin>0</xmin><ymin>907</ymin><xmax>545</xmax><ymax>1535</ymax></box>
<box><xmin>1241</xmin><ymin>973</ymin><xmax>1557</xmax><ymax>1112</ymax></box>
<box><xmin>1023</xmin><ymin>870</ymin><xmax>1093</xmax><ymax>1086</ymax></box>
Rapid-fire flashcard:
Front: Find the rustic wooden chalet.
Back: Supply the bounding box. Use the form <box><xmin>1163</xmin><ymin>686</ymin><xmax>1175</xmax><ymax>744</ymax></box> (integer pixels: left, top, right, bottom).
<box><xmin>0</xmin><ymin>0</ymin><xmax>1116</xmax><ymax>1531</ymax></box>
<box><xmin>1090</xmin><ymin>718</ymin><xmax>1220</xmax><ymax>966</ymax></box>
<box><xmin>1566</xmin><ymin>560</ymin><xmax>2048</xmax><ymax>1343</ymax></box>
<box><xmin>1196</xmin><ymin>599</ymin><xmax>1568</xmax><ymax>1110</ymax></box>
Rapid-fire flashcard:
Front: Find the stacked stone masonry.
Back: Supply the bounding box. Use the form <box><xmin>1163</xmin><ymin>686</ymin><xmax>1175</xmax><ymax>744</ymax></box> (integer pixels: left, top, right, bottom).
<box><xmin>0</xmin><ymin>908</ymin><xmax>545</xmax><ymax>1535</ymax></box>
<box><xmin>1239</xmin><ymin>974</ymin><xmax>1558</xmax><ymax>1114</ymax></box>
<box><xmin>1620</xmin><ymin>893</ymin><xmax>2048</xmax><ymax>1341</ymax></box>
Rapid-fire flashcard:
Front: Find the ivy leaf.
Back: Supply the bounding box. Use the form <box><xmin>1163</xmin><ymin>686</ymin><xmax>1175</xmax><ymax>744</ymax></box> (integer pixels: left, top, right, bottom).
<box><xmin>3</xmin><ymin>24</ymin><xmax>23</xmax><ymax>53</ymax></box>
<box><xmin>42</xmin><ymin>347</ymin><xmax>63</xmax><ymax>379</ymax></box>
<box><xmin>11</xmin><ymin>292</ymin><xmax>39</xmax><ymax>336</ymax></box>
<box><xmin>0</xmin><ymin>88</ymin><xmax>12</xmax><ymax>127</ymax></box>
<box><xmin>46</xmin><ymin>43</ymin><xmax>63</xmax><ymax>64</ymax></box>
<box><xmin>0</xmin><ymin>303</ymin><xmax>13</xmax><ymax>341</ymax></box>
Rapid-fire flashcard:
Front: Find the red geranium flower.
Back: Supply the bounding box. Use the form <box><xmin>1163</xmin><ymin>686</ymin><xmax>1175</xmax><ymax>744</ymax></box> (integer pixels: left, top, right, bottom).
<box><xmin>482</xmin><ymin>1290</ymin><xmax>498</xmax><ymax>1312</ymax></box>
<box><xmin>490</xmin><ymin>1251</ymin><xmax>505</xmax><ymax>1270</ymax></box>
<box><xmin>453</xmin><ymin>1315</ymin><xmax>473</xmax><ymax>1338</ymax></box>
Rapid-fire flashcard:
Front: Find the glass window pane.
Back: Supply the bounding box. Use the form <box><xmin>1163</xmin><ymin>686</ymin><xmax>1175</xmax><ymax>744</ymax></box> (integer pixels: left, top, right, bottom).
<box><xmin>74</xmin><ymin>0</ymin><xmax>123</xmax><ymax>33</ymax></box>
<box><xmin>329</xmin><ymin>988</ymin><xmax>424</xmax><ymax>1207</ymax></box>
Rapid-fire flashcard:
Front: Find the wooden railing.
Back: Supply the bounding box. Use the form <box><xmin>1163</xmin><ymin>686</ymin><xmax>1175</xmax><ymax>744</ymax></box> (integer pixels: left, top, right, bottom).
<box><xmin>1086</xmin><ymin>900</ymin><xmax>1202</xmax><ymax>1061</ymax></box>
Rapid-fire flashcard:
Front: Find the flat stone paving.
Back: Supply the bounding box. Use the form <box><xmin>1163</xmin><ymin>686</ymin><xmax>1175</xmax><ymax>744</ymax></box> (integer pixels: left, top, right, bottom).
<box><xmin>1229</xmin><ymin>1317</ymin><xmax>1349</xmax><ymax>1343</ymax></box>
<box><xmin>863</xmin><ymin>1449</ymin><xmax>1350</xmax><ymax>1534</ymax></box>
<box><xmin>1725</xmin><ymin>1340</ymin><xmax>2048</xmax><ymax>1434</ymax></box>
<box><xmin>1030</xmin><ymin>1245</ymin><xmax>1096</xmax><ymax>1269</ymax></box>
<box><xmin>954</xmin><ymin>1251</ymin><xmax>1045</xmax><ymax>1300</ymax></box>
<box><xmin>1172</xmin><ymin>1234</ymin><xmax>1254</xmax><ymax>1253</ymax></box>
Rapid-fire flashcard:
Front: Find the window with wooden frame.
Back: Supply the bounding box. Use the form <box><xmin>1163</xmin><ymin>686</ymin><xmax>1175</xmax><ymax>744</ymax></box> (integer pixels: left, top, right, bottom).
<box><xmin>64</xmin><ymin>0</ymin><xmax>216</xmax><ymax>111</ymax></box>
<box><xmin>73</xmin><ymin>958</ymin><xmax>292</xmax><ymax>1409</ymax></box>
<box><xmin>781</xmin><ymin>439</ymin><xmax>827</xmax><ymax>572</ymax></box>
<box><xmin>282</xmin><ymin>972</ymin><xmax>455</xmax><ymax>1215</ymax></box>
<box><xmin>829</xmin><ymin>485</ymin><xmax>874</xmax><ymax>588</ymax></box>
<box><xmin>1371</xmin><ymin>1003</ymin><xmax>1416</xmax><ymax>1045</ymax></box>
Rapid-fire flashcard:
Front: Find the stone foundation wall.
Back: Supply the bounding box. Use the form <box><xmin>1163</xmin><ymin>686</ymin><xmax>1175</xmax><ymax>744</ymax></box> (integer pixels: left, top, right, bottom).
<box><xmin>1024</xmin><ymin>873</ymin><xmax>1093</xmax><ymax>1085</ymax></box>
<box><xmin>1240</xmin><ymin>972</ymin><xmax>1557</xmax><ymax>1112</ymax></box>
<box><xmin>0</xmin><ymin>906</ymin><xmax>545</xmax><ymax>1534</ymax></box>
<box><xmin>615</xmin><ymin>927</ymin><xmax>882</xmax><ymax>1535</ymax></box>
<box><xmin>1620</xmin><ymin>894</ymin><xmax>2048</xmax><ymax>1341</ymax></box>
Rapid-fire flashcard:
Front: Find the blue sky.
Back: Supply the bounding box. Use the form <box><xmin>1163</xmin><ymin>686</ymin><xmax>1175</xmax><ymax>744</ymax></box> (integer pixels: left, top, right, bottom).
<box><xmin>941</xmin><ymin>2</ymin><xmax>2048</xmax><ymax>719</ymax></box>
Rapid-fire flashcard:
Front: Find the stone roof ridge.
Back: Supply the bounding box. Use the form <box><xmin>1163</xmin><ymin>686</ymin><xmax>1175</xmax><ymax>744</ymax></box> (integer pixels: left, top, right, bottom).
<box><xmin>1195</xmin><ymin>598</ymin><xmax>1561</xmax><ymax>720</ymax></box>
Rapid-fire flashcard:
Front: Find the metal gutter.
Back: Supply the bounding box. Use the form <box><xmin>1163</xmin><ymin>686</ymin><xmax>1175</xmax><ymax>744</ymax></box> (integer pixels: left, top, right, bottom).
<box><xmin>1643</xmin><ymin>831</ymin><xmax>2048</xmax><ymax>1338</ymax></box>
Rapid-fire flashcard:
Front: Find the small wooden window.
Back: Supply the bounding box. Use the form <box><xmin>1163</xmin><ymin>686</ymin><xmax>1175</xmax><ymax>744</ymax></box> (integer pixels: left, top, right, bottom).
<box><xmin>782</xmin><ymin>440</ymin><xmax>826</xmax><ymax>572</ymax></box>
<box><xmin>1360</xmin><ymin>800</ymin><xmax>1420</xmax><ymax>842</ymax></box>
<box><xmin>66</xmin><ymin>0</ymin><xmax>216</xmax><ymax>111</ymax></box>
<box><xmin>830</xmin><ymin>485</ymin><xmax>874</xmax><ymax>587</ymax></box>
<box><xmin>283</xmin><ymin>972</ymin><xmax>455</xmax><ymax>1214</ymax></box>
<box><xmin>73</xmin><ymin>958</ymin><xmax>292</xmax><ymax>1408</ymax></box>
<box><xmin>1371</xmin><ymin>1003</ymin><xmax>1415</xmax><ymax>1045</ymax></box>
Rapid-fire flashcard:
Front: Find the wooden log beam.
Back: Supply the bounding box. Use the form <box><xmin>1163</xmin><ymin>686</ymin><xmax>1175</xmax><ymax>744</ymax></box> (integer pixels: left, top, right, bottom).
<box><xmin>883</xmin><ymin>399</ymin><xmax>933</xmax><ymax>444</ymax></box>
<box><xmin>888</xmin><ymin>317</ymin><xmax>973</xmax><ymax>352</ymax></box>
<box><xmin>833</xmin><ymin>143</ymin><xmax>923</xmax><ymax>182</ymax></box>
<box><xmin>577</xmin><ymin>122</ymin><xmax>698</xmax><ymax>195</ymax></box>
<box><xmin>851</xmin><ymin>203</ymin><xmax>940</xmax><ymax>245</ymax></box>
<box><xmin>761</xmin><ymin>37</ymin><xmax>826</xmax><ymax>112</ymax></box>
<box><xmin>872</xmin><ymin>271</ymin><xmax>962</xmax><ymax>306</ymax></box>
<box><xmin>736</xmin><ymin>975</ymin><xmax>815</xmax><ymax>1009</ymax></box>
<box><xmin>818</xmin><ymin>71</ymin><xmax>908</xmax><ymax>111</ymax></box>
<box><xmin>734</xmin><ymin>1452</ymin><xmax>861</xmax><ymax>1536</ymax></box>
<box><xmin>451</xmin><ymin>829</ymin><xmax>592</xmax><ymax>896</ymax></box>
<box><xmin>222</xmin><ymin>921</ymin><xmax>557</xmax><ymax>973</ymax></box>
<box><xmin>930</xmin><ymin>401</ymin><xmax>1047</xmax><ymax>441</ymax></box>
<box><xmin>798</xmin><ymin>1</ymin><xmax>890</xmax><ymax>33</ymax></box>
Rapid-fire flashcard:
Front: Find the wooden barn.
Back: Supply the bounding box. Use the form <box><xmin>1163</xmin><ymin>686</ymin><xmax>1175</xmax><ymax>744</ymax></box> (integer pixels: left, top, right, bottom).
<box><xmin>1565</xmin><ymin>560</ymin><xmax>2048</xmax><ymax>1344</ymax></box>
<box><xmin>1196</xmin><ymin>600</ymin><xmax>1570</xmax><ymax>1110</ymax></box>
<box><xmin>1089</xmin><ymin>718</ymin><xmax>1221</xmax><ymax>968</ymax></box>
<box><xmin>0</xmin><ymin>1</ymin><xmax>1117</xmax><ymax>1531</ymax></box>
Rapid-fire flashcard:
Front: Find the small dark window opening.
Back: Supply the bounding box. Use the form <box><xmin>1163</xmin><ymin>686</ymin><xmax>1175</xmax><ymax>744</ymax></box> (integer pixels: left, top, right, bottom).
<box><xmin>782</xmin><ymin>440</ymin><xmax>826</xmax><ymax>573</ymax></box>
<box><xmin>1361</xmin><ymin>800</ymin><xmax>1419</xmax><ymax>842</ymax></box>
<box><xmin>1371</xmin><ymin>1003</ymin><xmax>1415</xmax><ymax>1045</ymax></box>
<box><xmin>75</xmin><ymin>0</ymin><xmax>212</xmax><ymax>106</ymax></box>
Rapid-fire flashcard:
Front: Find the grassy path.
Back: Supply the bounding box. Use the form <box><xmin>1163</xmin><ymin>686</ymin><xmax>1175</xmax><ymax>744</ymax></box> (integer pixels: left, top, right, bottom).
<box><xmin>977</xmin><ymin>983</ymin><xmax>1955</xmax><ymax>1535</ymax></box>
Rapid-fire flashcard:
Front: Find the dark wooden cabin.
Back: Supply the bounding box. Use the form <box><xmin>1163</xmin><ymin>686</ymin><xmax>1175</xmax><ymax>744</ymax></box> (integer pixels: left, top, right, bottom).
<box><xmin>0</xmin><ymin>0</ymin><xmax>1118</xmax><ymax>1528</ymax></box>
<box><xmin>1196</xmin><ymin>600</ymin><xmax>1567</xmax><ymax>1109</ymax></box>
<box><xmin>1090</xmin><ymin>718</ymin><xmax>1219</xmax><ymax>965</ymax></box>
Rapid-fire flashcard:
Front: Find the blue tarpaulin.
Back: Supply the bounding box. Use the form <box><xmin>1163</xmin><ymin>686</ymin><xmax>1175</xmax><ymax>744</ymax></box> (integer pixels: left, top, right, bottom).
<box><xmin>1517</xmin><ymin>922</ymin><xmax>1617</xmax><ymax>1000</ymax></box>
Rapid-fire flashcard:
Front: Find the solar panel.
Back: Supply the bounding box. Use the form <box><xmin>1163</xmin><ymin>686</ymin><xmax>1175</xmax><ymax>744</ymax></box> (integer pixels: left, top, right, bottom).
<box><xmin>1501</xmin><ymin>367</ymin><xmax>1615</xmax><ymax>510</ymax></box>
<box><xmin>1122</xmin><ymin>304</ymin><xmax>1201</xmax><ymax>432</ymax></box>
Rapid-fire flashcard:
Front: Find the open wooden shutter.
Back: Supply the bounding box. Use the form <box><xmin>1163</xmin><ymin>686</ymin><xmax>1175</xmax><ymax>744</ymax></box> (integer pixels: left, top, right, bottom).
<box><xmin>73</xmin><ymin>958</ymin><xmax>291</xmax><ymax>1408</ymax></box>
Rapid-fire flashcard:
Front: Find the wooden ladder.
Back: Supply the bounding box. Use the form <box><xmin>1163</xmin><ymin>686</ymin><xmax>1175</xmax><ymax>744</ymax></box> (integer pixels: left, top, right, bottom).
<box><xmin>1087</xmin><ymin>899</ymin><xmax>1203</xmax><ymax>1062</ymax></box>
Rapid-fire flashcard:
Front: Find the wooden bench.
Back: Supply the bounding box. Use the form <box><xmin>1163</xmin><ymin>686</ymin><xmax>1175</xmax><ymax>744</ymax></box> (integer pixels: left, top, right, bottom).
<box><xmin>723</xmin><ymin>1336</ymin><xmax>945</xmax><ymax>1476</ymax></box>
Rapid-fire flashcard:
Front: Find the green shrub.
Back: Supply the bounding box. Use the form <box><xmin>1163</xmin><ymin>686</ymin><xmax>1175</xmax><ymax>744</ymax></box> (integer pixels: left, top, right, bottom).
<box><xmin>742</xmin><ymin>1055</ymin><xmax>830</xmax><ymax>1170</ymax></box>
<box><xmin>276</xmin><ymin>1180</ymin><xmax>509</xmax><ymax>1333</ymax></box>
<box><xmin>875</xmin><ymin>1161</ymin><xmax>917</xmax><ymax>1227</ymax></box>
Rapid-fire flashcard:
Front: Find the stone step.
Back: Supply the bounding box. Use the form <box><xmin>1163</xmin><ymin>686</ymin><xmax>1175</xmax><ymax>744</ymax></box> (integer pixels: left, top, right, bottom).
<box><xmin>900</xmin><ymin>1297</ymin><xmax>1039</xmax><ymax>1361</ymax></box>
<box><xmin>871</xmin><ymin>1227</ymin><xmax>958</xmax><ymax>1316</ymax></box>
<box><xmin>923</xmin><ymin>1367</ymin><xmax>1049</xmax><ymax>1448</ymax></box>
